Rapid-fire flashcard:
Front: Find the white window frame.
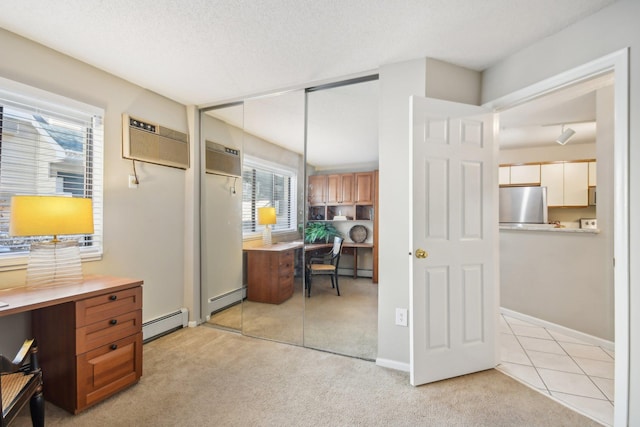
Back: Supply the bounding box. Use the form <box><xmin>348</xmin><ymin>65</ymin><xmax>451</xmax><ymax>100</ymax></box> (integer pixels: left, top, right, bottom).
<box><xmin>0</xmin><ymin>77</ymin><xmax>104</xmax><ymax>271</ymax></box>
<box><xmin>242</xmin><ymin>155</ymin><xmax>297</xmax><ymax>239</ymax></box>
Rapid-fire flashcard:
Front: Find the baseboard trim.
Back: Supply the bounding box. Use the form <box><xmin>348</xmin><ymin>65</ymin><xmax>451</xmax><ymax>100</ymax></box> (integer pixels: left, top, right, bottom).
<box><xmin>376</xmin><ymin>358</ymin><xmax>409</xmax><ymax>372</ymax></box>
<box><xmin>207</xmin><ymin>287</ymin><xmax>245</xmax><ymax>315</ymax></box>
<box><xmin>142</xmin><ymin>308</ymin><xmax>188</xmax><ymax>342</ymax></box>
<box><xmin>500</xmin><ymin>307</ymin><xmax>614</xmax><ymax>351</ymax></box>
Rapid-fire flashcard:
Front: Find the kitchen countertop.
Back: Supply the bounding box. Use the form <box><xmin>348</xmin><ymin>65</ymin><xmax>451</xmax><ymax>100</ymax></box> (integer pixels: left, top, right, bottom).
<box><xmin>499</xmin><ymin>224</ymin><xmax>600</xmax><ymax>234</ymax></box>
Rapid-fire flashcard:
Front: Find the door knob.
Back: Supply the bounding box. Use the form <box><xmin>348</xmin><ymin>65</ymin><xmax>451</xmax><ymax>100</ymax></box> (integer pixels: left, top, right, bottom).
<box><xmin>415</xmin><ymin>248</ymin><xmax>428</xmax><ymax>259</ymax></box>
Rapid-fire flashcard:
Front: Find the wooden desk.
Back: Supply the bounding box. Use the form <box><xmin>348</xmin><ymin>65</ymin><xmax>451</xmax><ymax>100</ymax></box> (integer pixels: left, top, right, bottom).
<box><xmin>244</xmin><ymin>242</ymin><xmax>303</xmax><ymax>304</ymax></box>
<box><xmin>0</xmin><ymin>276</ymin><xmax>143</xmax><ymax>414</ymax></box>
<box><xmin>304</xmin><ymin>241</ymin><xmax>374</xmax><ymax>279</ymax></box>
<box><xmin>242</xmin><ymin>240</ymin><xmax>374</xmax><ymax>303</ymax></box>
<box><xmin>341</xmin><ymin>242</ymin><xmax>374</xmax><ymax>279</ymax></box>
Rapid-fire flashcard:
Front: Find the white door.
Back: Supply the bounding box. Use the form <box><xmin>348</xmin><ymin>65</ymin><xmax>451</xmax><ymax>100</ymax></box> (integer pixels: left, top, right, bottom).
<box><xmin>410</xmin><ymin>96</ymin><xmax>498</xmax><ymax>386</ymax></box>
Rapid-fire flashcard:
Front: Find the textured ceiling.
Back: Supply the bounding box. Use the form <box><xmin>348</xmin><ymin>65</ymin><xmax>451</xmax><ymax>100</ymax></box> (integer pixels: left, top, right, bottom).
<box><xmin>0</xmin><ymin>0</ymin><xmax>615</xmax><ymax>106</ymax></box>
<box><xmin>0</xmin><ymin>0</ymin><xmax>616</xmax><ymax>167</ymax></box>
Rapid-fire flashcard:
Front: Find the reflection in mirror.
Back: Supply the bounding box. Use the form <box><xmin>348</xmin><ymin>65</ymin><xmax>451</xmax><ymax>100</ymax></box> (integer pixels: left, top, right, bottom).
<box><xmin>304</xmin><ymin>78</ymin><xmax>379</xmax><ymax>360</ymax></box>
<box><xmin>241</xmin><ymin>91</ymin><xmax>306</xmax><ymax>345</ymax></box>
<box><xmin>201</xmin><ymin>103</ymin><xmax>244</xmax><ymax>331</ymax></box>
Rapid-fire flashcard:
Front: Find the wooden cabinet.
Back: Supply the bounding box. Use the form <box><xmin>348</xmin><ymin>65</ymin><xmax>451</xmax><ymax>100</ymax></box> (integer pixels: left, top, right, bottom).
<box><xmin>540</xmin><ymin>162</ymin><xmax>589</xmax><ymax>207</ymax></box>
<box><xmin>354</xmin><ymin>172</ymin><xmax>375</xmax><ymax>204</ymax></box>
<box><xmin>31</xmin><ymin>278</ymin><xmax>143</xmax><ymax>414</ymax></box>
<box><xmin>327</xmin><ymin>173</ymin><xmax>354</xmax><ymax>204</ymax></box>
<box><xmin>308</xmin><ymin>175</ymin><xmax>327</xmax><ymax>206</ymax></box>
<box><xmin>308</xmin><ymin>170</ymin><xmax>377</xmax><ymax>221</ymax></box>
<box><xmin>246</xmin><ymin>245</ymin><xmax>297</xmax><ymax>304</ymax></box>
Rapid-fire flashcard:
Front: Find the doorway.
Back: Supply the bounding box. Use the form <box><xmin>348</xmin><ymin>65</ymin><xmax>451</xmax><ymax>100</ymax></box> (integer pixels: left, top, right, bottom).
<box><xmin>407</xmin><ymin>49</ymin><xmax>628</xmax><ymax>426</ymax></box>
<box><xmin>487</xmin><ymin>51</ymin><xmax>629</xmax><ymax>426</ymax></box>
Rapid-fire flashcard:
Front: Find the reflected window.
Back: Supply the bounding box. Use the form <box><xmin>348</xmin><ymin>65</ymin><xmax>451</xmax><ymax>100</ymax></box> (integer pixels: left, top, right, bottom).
<box><xmin>242</xmin><ymin>156</ymin><xmax>296</xmax><ymax>236</ymax></box>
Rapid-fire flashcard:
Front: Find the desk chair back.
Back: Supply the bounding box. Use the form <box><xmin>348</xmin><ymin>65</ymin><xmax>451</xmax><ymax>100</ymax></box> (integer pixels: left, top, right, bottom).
<box><xmin>1</xmin><ymin>339</ymin><xmax>44</xmax><ymax>427</ymax></box>
<box><xmin>306</xmin><ymin>236</ymin><xmax>344</xmax><ymax>297</ymax></box>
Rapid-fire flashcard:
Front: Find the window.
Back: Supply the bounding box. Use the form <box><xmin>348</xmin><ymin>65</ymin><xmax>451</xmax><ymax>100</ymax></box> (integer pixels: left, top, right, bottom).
<box><xmin>0</xmin><ymin>79</ymin><xmax>103</xmax><ymax>269</ymax></box>
<box><xmin>242</xmin><ymin>157</ymin><xmax>296</xmax><ymax>237</ymax></box>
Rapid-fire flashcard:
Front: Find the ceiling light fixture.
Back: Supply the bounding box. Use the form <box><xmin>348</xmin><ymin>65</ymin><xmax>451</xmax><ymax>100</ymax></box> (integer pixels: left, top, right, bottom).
<box><xmin>556</xmin><ymin>125</ymin><xmax>576</xmax><ymax>145</ymax></box>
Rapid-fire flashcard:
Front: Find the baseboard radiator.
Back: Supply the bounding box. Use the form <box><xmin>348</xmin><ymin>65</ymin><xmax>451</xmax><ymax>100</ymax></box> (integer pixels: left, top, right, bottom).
<box><xmin>207</xmin><ymin>287</ymin><xmax>245</xmax><ymax>317</ymax></box>
<box><xmin>142</xmin><ymin>308</ymin><xmax>188</xmax><ymax>342</ymax></box>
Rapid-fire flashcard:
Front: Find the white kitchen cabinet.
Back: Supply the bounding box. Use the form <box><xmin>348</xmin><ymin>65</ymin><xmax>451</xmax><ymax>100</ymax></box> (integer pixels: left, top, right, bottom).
<box><xmin>540</xmin><ymin>163</ymin><xmax>565</xmax><ymax>207</ymax></box>
<box><xmin>509</xmin><ymin>164</ymin><xmax>540</xmax><ymax>185</ymax></box>
<box><xmin>564</xmin><ymin>162</ymin><xmax>589</xmax><ymax>206</ymax></box>
<box><xmin>499</xmin><ymin>164</ymin><xmax>540</xmax><ymax>186</ymax></box>
<box><xmin>540</xmin><ymin>162</ymin><xmax>589</xmax><ymax>207</ymax></box>
<box><xmin>499</xmin><ymin>166</ymin><xmax>510</xmax><ymax>185</ymax></box>
<box><xmin>589</xmin><ymin>161</ymin><xmax>597</xmax><ymax>186</ymax></box>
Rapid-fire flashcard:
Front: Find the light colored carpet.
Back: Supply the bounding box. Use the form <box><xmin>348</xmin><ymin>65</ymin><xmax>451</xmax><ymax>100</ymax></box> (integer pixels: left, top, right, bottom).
<box><xmin>12</xmin><ymin>326</ymin><xmax>599</xmax><ymax>426</ymax></box>
<box><xmin>303</xmin><ymin>276</ymin><xmax>377</xmax><ymax>359</ymax></box>
<box><xmin>210</xmin><ymin>276</ymin><xmax>378</xmax><ymax>360</ymax></box>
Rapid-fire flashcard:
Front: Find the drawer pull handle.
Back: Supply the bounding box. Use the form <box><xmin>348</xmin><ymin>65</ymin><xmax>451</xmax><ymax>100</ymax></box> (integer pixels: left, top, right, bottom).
<box><xmin>109</xmin><ymin>319</ymin><xmax>118</xmax><ymax>325</ymax></box>
<box><xmin>109</xmin><ymin>295</ymin><xmax>117</xmax><ymax>301</ymax></box>
<box><xmin>110</xmin><ymin>344</ymin><xmax>118</xmax><ymax>350</ymax></box>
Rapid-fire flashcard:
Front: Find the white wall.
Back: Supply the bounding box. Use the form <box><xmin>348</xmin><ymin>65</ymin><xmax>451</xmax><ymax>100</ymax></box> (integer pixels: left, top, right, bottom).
<box><xmin>377</xmin><ymin>58</ymin><xmax>426</xmax><ymax>368</ymax></box>
<box><xmin>482</xmin><ymin>0</ymin><xmax>639</xmax><ymax>422</ymax></box>
<box><xmin>0</xmin><ymin>29</ymin><xmax>191</xmax><ymax>352</ymax></box>
<box><xmin>501</xmin><ymin>228</ymin><xmax>613</xmax><ymax>340</ymax></box>
<box><xmin>425</xmin><ymin>58</ymin><xmax>481</xmax><ymax>106</ymax></box>
<box><xmin>499</xmin><ymin>143</ymin><xmax>596</xmax><ymax>164</ymax></box>
<box><xmin>377</xmin><ymin>58</ymin><xmax>481</xmax><ymax>369</ymax></box>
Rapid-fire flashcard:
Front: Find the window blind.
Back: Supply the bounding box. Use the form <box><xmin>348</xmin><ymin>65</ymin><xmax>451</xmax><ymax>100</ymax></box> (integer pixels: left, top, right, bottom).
<box><xmin>242</xmin><ymin>157</ymin><xmax>296</xmax><ymax>236</ymax></box>
<box><xmin>0</xmin><ymin>83</ymin><xmax>104</xmax><ymax>268</ymax></box>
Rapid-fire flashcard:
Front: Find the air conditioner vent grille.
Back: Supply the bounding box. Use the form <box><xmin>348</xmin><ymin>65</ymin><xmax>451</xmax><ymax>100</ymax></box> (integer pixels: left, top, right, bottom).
<box><xmin>122</xmin><ymin>114</ymin><xmax>189</xmax><ymax>169</ymax></box>
<box><xmin>205</xmin><ymin>140</ymin><xmax>241</xmax><ymax>177</ymax></box>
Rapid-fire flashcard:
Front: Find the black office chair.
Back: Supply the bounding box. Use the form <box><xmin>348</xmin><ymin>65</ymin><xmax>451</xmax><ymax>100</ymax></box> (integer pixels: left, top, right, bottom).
<box><xmin>1</xmin><ymin>339</ymin><xmax>44</xmax><ymax>427</ymax></box>
<box><xmin>306</xmin><ymin>236</ymin><xmax>344</xmax><ymax>297</ymax></box>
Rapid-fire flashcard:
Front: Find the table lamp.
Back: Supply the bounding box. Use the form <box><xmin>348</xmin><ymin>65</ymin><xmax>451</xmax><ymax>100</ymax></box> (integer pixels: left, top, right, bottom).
<box><xmin>9</xmin><ymin>195</ymin><xmax>94</xmax><ymax>287</ymax></box>
<box><xmin>257</xmin><ymin>206</ymin><xmax>276</xmax><ymax>246</ymax></box>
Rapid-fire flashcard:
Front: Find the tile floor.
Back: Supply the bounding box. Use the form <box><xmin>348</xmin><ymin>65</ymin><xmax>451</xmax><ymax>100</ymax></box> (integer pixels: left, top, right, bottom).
<box><xmin>497</xmin><ymin>313</ymin><xmax>614</xmax><ymax>426</ymax></box>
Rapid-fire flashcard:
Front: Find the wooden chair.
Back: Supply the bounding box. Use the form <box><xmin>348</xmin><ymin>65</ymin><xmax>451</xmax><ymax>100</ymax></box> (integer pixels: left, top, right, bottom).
<box><xmin>306</xmin><ymin>236</ymin><xmax>344</xmax><ymax>297</ymax></box>
<box><xmin>1</xmin><ymin>339</ymin><xmax>44</xmax><ymax>427</ymax></box>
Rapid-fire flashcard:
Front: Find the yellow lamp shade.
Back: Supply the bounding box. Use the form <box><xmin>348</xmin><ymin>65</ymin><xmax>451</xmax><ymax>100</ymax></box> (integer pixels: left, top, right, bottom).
<box><xmin>257</xmin><ymin>207</ymin><xmax>276</xmax><ymax>226</ymax></box>
<box><xmin>9</xmin><ymin>195</ymin><xmax>94</xmax><ymax>238</ymax></box>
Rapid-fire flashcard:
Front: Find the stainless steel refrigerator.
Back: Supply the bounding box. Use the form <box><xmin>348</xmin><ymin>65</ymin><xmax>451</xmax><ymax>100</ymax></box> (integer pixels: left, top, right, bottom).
<box><xmin>499</xmin><ymin>186</ymin><xmax>548</xmax><ymax>224</ymax></box>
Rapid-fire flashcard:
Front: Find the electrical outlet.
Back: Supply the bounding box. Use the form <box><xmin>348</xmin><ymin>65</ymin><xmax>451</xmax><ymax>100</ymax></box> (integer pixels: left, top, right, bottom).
<box><xmin>128</xmin><ymin>174</ymin><xmax>138</xmax><ymax>189</ymax></box>
<box><xmin>395</xmin><ymin>308</ymin><xmax>408</xmax><ymax>326</ymax></box>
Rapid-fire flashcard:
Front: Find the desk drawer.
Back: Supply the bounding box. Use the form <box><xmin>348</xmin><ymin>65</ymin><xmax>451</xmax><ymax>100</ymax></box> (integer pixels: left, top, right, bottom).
<box><xmin>77</xmin><ymin>332</ymin><xmax>142</xmax><ymax>412</ymax></box>
<box><xmin>76</xmin><ymin>309</ymin><xmax>142</xmax><ymax>354</ymax></box>
<box><xmin>76</xmin><ymin>287</ymin><xmax>142</xmax><ymax>327</ymax></box>
<box><xmin>341</xmin><ymin>247</ymin><xmax>355</xmax><ymax>255</ymax></box>
<box><xmin>278</xmin><ymin>251</ymin><xmax>294</xmax><ymax>273</ymax></box>
<box><xmin>279</xmin><ymin>250</ymin><xmax>294</xmax><ymax>265</ymax></box>
<box><xmin>279</xmin><ymin>276</ymin><xmax>294</xmax><ymax>298</ymax></box>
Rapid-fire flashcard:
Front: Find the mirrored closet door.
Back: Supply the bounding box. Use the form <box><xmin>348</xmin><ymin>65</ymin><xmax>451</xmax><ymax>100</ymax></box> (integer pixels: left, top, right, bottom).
<box><xmin>201</xmin><ymin>103</ymin><xmax>245</xmax><ymax>331</ymax></box>
<box><xmin>200</xmin><ymin>78</ymin><xmax>379</xmax><ymax>361</ymax></box>
<box><xmin>303</xmin><ymin>78</ymin><xmax>379</xmax><ymax>360</ymax></box>
<box><xmin>240</xmin><ymin>91</ymin><xmax>306</xmax><ymax>345</ymax></box>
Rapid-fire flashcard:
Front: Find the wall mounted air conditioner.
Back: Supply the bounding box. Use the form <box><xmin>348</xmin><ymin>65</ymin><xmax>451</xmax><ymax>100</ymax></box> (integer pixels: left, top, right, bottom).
<box><xmin>122</xmin><ymin>114</ymin><xmax>189</xmax><ymax>169</ymax></box>
<box><xmin>205</xmin><ymin>140</ymin><xmax>241</xmax><ymax>177</ymax></box>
